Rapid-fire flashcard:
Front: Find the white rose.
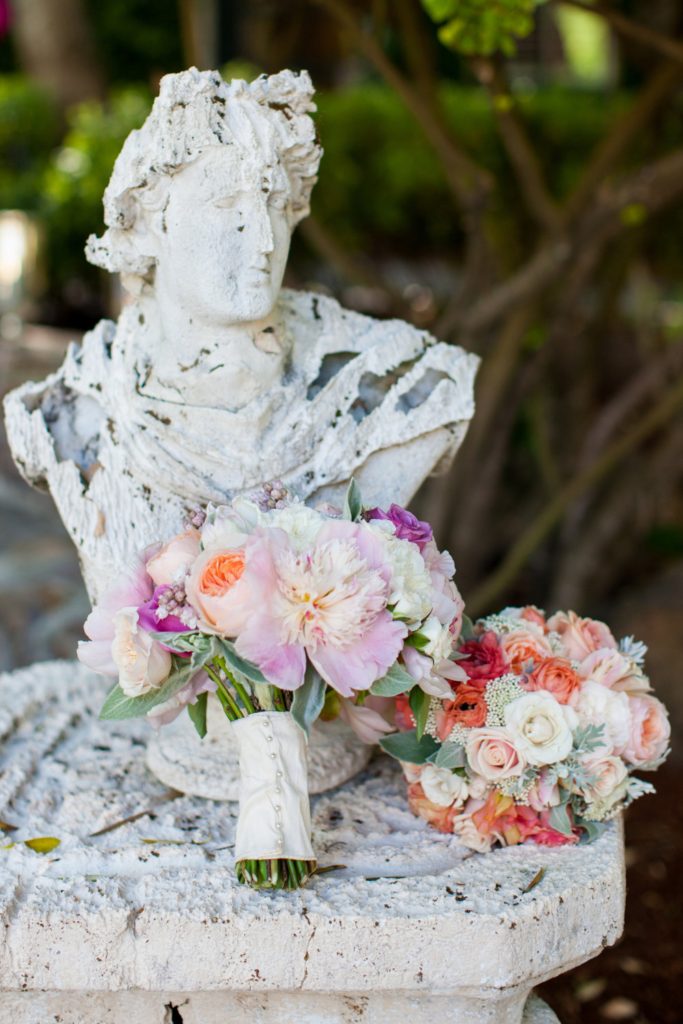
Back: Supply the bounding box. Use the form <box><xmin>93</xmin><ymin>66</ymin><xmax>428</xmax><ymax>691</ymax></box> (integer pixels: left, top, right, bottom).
<box><xmin>420</xmin><ymin>765</ymin><xmax>469</xmax><ymax>807</ymax></box>
<box><xmin>421</xmin><ymin>615</ymin><xmax>456</xmax><ymax>662</ymax></box>
<box><xmin>111</xmin><ymin>608</ymin><xmax>172</xmax><ymax>698</ymax></box>
<box><xmin>267</xmin><ymin>503</ymin><xmax>324</xmax><ymax>551</ymax></box>
<box><xmin>369</xmin><ymin>526</ymin><xmax>433</xmax><ymax>624</ymax></box>
<box><xmin>574</xmin><ymin>680</ymin><xmax>631</xmax><ymax>754</ymax></box>
<box><xmin>504</xmin><ymin>691</ymin><xmax>574</xmax><ymax>766</ymax></box>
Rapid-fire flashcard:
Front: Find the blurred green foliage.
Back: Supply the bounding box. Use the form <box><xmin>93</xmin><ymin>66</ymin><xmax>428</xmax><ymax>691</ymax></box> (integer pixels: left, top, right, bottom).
<box><xmin>421</xmin><ymin>0</ymin><xmax>539</xmax><ymax>56</ymax></box>
<box><xmin>1</xmin><ymin>73</ymin><xmax>682</xmax><ymax>300</ymax></box>
<box><xmin>85</xmin><ymin>0</ymin><xmax>184</xmax><ymax>85</ymax></box>
<box><xmin>0</xmin><ymin>76</ymin><xmax>59</xmax><ymax>211</ymax></box>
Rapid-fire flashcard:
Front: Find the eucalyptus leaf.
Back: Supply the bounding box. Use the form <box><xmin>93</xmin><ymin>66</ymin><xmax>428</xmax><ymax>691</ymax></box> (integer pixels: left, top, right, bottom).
<box><xmin>576</xmin><ymin>817</ymin><xmax>607</xmax><ymax>843</ymax></box>
<box><xmin>409</xmin><ymin>687</ymin><xmax>430</xmax><ymax>741</ymax></box>
<box><xmin>432</xmin><ymin>742</ymin><xmax>466</xmax><ymax>769</ymax></box>
<box><xmin>187</xmin><ymin>691</ymin><xmax>208</xmax><ymax>738</ymax></box>
<box><xmin>379</xmin><ymin>729</ymin><xmax>439</xmax><ymax>765</ymax></box>
<box><xmin>460</xmin><ymin>615</ymin><xmax>476</xmax><ymax>641</ymax></box>
<box><xmin>148</xmin><ymin>629</ymin><xmax>203</xmax><ymax>653</ymax></box>
<box><xmin>99</xmin><ymin>655</ymin><xmax>201</xmax><ymax>720</ymax></box>
<box><xmin>291</xmin><ymin>666</ymin><xmax>326</xmax><ymax>735</ymax></box>
<box><xmin>218</xmin><ymin>640</ymin><xmax>267</xmax><ymax>685</ymax></box>
<box><xmin>370</xmin><ymin>663</ymin><xmax>415</xmax><ymax>697</ymax></box>
<box><xmin>343</xmin><ymin>478</ymin><xmax>363</xmax><ymax>522</ymax></box>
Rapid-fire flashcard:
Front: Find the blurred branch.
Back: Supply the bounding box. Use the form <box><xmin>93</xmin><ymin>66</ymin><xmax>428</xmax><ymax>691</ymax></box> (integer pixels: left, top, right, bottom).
<box><xmin>557</xmin><ymin>0</ymin><xmax>683</xmax><ymax>65</ymax></box>
<box><xmin>471</xmin><ymin>58</ymin><xmax>562</xmax><ymax>233</ymax></box>
<box><xmin>467</xmin><ymin>371</ymin><xmax>683</xmax><ymax>617</ymax></box>
<box><xmin>564</xmin><ymin>60</ymin><xmax>683</xmax><ymax>221</ymax></box>
<box><xmin>310</xmin><ymin>0</ymin><xmax>493</xmax><ymax>215</ymax></box>
<box><xmin>454</xmin><ymin>146</ymin><xmax>683</xmax><ymax>336</ymax></box>
<box><xmin>394</xmin><ymin>0</ymin><xmax>440</xmax><ymax>101</ymax></box>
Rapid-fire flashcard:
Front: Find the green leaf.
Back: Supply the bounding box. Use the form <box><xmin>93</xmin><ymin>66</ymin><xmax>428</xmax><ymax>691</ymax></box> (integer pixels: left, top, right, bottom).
<box><xmin>431</xmin><ymin>741</ymin><xmax>466</xmax><ymax>769</ymax></box>
<box><xmin>409</xmin><ymin>687</ymin><xmax>431</xmax><ymax>741</ymax></box>
<box><xmin>99</xmin><ymin>654</ymin><xmax>201</xmax><ymax>720</ymax></box>
<box><xmin>576</xmin><ymin>817</ymin><xmax>607</xmax><ymax>843</ymax></box>
<box><xmin>405</xmin><ymin>631</ymin><xmax>430</xmax><ymax>650</ymax></box>
<box><xmin>460</xmin><ymin>614</ymin><xmax>476</xmax><ymax>640</ymax></box>
<box><xmin>147</xmin><ymin>630</ymin><xmax>204</xmax><ymax>653</ymax></box>
<box><xmin>187</xmin><ymin>691</ymin><xmax>208</xmax><ymax>738</ymax></box>
<box><xmin>291</xmin><ymin>665</ymin><xmax>327</xmax><ymax>735</ymax></box>
<box><xmin>218</xmin><ymin>640</ymin><xmax>267</xmax><ymax>685</ymax></box>
<box><xmin>24</xmin><ymin>836</ymin><xmax>61</xmax><ymax>854</ymax></box>
<box><xmin>370</xmin><ymin>663</ymin><xmax>415</xmax><ymax>697</ymax></box>
<box><xmin>379</xmin><ymin>728</ymin><xmax>439</xmax><ymax>764</ymax></box>
<box><xmin>343</xmin><ymin>478</ymin><xmax>363</xmax><ymax>521</ymax></box>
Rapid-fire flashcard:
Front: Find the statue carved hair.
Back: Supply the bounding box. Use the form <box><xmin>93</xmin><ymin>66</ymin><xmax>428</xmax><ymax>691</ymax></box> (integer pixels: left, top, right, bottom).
<box><xmin>86</xmin><ymin>67</ymin><xmax>322</xmax><ymax>281</ymax></box>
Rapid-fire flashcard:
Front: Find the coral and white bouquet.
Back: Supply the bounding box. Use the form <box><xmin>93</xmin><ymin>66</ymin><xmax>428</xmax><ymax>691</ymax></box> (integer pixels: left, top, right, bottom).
<box><xmin>78</xmin><ymin>481</ymin><xmax>465</xmax><ymax>889</ymax></box>
<box><xmin>382</xmin><ymin>606</ymin><xmax>670</xmax><ymax>851</ymax></box>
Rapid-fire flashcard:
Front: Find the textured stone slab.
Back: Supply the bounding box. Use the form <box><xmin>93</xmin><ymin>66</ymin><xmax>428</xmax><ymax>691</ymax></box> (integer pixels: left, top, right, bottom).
<box><xmin>0</xmin><ymin>662</ymin><xmax>623</xmax><ymax>1004</ymax></box>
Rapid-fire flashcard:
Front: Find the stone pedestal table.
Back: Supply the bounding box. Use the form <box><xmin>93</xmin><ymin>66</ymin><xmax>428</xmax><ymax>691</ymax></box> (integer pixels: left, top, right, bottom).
<box><xmin>0</xmin><ymin>662</ymin><xmax>625</xmax><ymax>1023</ymax></box>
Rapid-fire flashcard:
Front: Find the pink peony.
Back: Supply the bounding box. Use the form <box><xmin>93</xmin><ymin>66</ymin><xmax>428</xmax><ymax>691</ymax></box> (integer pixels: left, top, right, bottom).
<box><xmin>524</xmin><ymin>657</ymin><xmax>581</xmax><ymax>705</ymax></box>
<box><xmin>145</xmin><ymin>529</ymin><xmax>200</xmax><ymax>586</ymax></box>
<box><xmin>422</xmin><ymin>541</ymin><xmax>464</xmax><ymax>631</ymax></box>
<box><xmin>232</xmin><ymin>521</ymin><xmax>407</xmax><ymax>694</ymax></box>
<box><xmin>500</xmin><ymin>628</ymin><xmax>553</xmax><ymax>673</ymax></box>
<box><xmin>466</xmin><ymin>728</ymin><xmax>526</xmax><ymax>782</ymax></box>
<box><xmin>547</xmin><ymin>611</ymin><xmax>617</xmax><ymax>661</ymax></box>
<box><xmin>621</xmin><ymin>695</ymin><xmax>670</xmax><ymax>768</ymax></box>
<box><xmin>458</xmin><ymin>631</ymin><xmax>508</xmax><ymax>685</ymax></box>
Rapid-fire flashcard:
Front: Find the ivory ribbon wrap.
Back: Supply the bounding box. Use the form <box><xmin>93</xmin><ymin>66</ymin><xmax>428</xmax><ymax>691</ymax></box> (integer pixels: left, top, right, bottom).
<box><xmin>232</xmin><ymin>711</ymin><xmax>316</xmax><ymax>863</ymax></box>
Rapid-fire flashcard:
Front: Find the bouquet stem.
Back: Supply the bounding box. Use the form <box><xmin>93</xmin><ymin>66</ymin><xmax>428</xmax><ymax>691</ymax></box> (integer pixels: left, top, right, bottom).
<box><xmin>207</xmin><ymin>658</ymin><xmax>315</xmax><ymax>890</ymax></box>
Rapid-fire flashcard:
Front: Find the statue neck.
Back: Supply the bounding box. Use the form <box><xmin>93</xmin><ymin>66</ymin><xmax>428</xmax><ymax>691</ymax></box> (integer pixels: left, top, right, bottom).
<box><xmin>128</xmin><ymin>293</ymin><xmax>289</xmax><ymax>410</ymax></box>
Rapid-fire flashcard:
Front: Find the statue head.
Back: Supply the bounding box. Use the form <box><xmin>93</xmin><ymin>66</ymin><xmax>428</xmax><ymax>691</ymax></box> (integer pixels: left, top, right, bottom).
<box><xmin>87</xmin><ymin>68</ymin><xmax>322</xmax><ymax>324</ymax></box>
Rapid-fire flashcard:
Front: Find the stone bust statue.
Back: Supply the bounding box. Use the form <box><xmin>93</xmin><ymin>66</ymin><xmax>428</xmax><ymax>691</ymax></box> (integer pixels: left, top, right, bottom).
<box><xmin>5</xmin><ymin>67</ymin><xmax>478</xmax><ymax>604</ymax></box>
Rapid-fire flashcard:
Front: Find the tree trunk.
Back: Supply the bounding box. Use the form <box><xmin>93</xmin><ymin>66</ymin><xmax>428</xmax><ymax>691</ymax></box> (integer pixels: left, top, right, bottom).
<box><xmin>11</xmin><ymin>0</ymin><xmax>104</xmax><ymax>110</ymax></box>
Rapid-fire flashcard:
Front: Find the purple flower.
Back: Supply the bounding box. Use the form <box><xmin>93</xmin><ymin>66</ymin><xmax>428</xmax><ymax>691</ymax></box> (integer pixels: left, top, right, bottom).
<box><xmin>137</xmin><ymin>586</ymin><xmax>191</xmax><ymax>634</ymax></box>
<box><xmin>365</xmin><ymin>504</ymin><xmax>433</xmax><ymax>550</ymax></box>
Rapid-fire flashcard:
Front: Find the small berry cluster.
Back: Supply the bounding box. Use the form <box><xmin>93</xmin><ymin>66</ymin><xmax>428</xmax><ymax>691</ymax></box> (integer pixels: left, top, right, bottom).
<box><xmin>254</xmin><ymin>480</ymin><xmax>289</xmax><ymax>511</ymax></box>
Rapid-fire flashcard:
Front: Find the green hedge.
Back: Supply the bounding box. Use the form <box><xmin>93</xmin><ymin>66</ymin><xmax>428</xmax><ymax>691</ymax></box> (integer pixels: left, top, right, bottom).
<box><xmin>0</xmin><ymin>76</ymin><xmax>59</xmax><ymax>211</ymax></box>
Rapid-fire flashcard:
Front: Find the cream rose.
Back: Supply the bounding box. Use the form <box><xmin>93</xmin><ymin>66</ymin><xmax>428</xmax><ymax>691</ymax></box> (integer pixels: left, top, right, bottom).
<box><xmin>466</xmin><ymin>728</ymin><xmax>526</xmax><ymax>781</ymax></box>
<box><xmin>622</xmin><ymin>695</ymin><xmax>670</xmax><ymax>768</ymax></box>
<box><xmin>574</xmin><ymin>680</ymin><xmax>631</xmax><ymax>755</ymax></box>
<box><xmin>146</xmin><ymin>529</ymin><xmax>200</xmax><ymax>587</ymax></box>
<box><xmin>577</xmin><ymin>752</ymin><xmax>628</xmax><ymax>813</ymax></box>
<box><xmin>111</xmin><ymin>607</ymin><xmax>172</xmax><ymax>697</ymax></box>
<box><xmin>504</xmin><ymin>692</ymin><xmax>575</xmax><ymax>766</ymax></box>
<box><xmin>420</xmin><ymin>764</ymin><xmax>470</xmax><ymax>807</ymax></box>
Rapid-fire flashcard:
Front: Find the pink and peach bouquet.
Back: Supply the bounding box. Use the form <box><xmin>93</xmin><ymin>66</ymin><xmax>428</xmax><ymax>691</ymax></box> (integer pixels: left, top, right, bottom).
<box><xmin>78</xmin><ymin>481</ymin><xmax>465</xmax><ymax>887</ymax></box>
<box><xmin>380</xmin><ymin>606</ymin><xmax>670</xmax><ymax>851</ymax></box>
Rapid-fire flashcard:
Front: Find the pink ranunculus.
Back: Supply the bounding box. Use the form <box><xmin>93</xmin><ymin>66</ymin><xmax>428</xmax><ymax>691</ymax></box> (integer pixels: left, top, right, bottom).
<box><xmin>500</xmin><ymin>629</ymin><xmax>553</xmax><ymax>674</ymax></box>
<box><xmin>466</xmin><ymin>728</ymin><xmax>526</xmax><ymax>782</ymax></box>
<box><xmin>234</xmin><ymin>521</ymin><xmax>407</xmax><ymax>694</ymax></box>
<box><xmin>77</xmin><ymin>558</ymin><xmax>153</xmax><ymax>676</ymax></box>
<box><xmin>524</xmin><ymin>657</ymin><xmax>581</xmax><ymax>705</ymax></box>
<box><xmin>579</xmin><ymin>648</ymin><xmax>651</xmax><ymax>694</ymax></box>
<box><xmin>622</xmin><ymin>695</ymin><xmax>671</xmax><ymax>768</ymax></box>
<box><xmin>547</xmin><ymin>611</ymin><xmax>617</xmax><ymax>661</ymax></box>
<box><xmin>458</xmin><ymin>631</ymin><xmax>508</xmax><ymax>685</ymax></box>
<box><xmin>145</xmin><ymin>528</ymin><xmax>201</xmax><ymax>587</ymax></box>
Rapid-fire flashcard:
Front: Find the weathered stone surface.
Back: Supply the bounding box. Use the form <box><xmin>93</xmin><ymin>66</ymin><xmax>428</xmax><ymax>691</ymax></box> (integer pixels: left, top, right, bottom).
<box><xmin>0</xmin><ymin>661</ymin><xmax>623</xmax><ymax>1014</ymax></box>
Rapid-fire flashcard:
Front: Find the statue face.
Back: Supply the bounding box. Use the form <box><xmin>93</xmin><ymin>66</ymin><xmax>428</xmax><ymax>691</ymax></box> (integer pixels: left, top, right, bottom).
<box><xmin>151</xmin><ymin>147</ymin><xmax>293</xmax><ymax>324</ymax></box>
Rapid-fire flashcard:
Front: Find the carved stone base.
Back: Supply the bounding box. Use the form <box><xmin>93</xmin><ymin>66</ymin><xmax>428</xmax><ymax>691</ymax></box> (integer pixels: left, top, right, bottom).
<box><xmin>146</xmin><ymin>694</ymin><xmax>373</xmax><ymax>800</ymax></box>
<box><xmin>1</xmin><ymin>990</ymin><xmax>560</xmax><ymax>1023</ymax></box>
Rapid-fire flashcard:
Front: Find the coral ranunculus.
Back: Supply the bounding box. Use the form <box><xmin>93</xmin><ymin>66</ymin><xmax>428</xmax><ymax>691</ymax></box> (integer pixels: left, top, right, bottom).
<box><xmin>501</xmin><ymin>628</ymin><xmax>553</xmax><ymax>674</ymax></box>
<box><xmin>458</xmin><ymin>631</ymin><xmax>508</xmax><ymax>684</ymax></box>
<box><xmin>436</xmin><ymin>683</ymin><xmax>488</xmax><ymax>738</ymax></box>
<box><xmin>524</xmin><ymin>657</ymin><xmax>581</xmax><ymax>705</ymax></box>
